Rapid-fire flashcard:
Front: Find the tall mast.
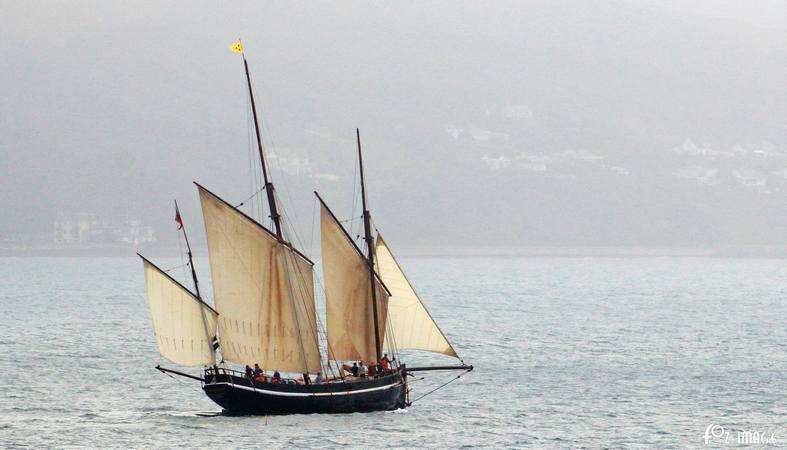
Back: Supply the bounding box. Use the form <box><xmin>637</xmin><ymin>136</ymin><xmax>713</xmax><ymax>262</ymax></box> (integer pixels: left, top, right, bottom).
<box><xmin>175</xmin><ymin>200</ymin><xmax>200</xmax><ymax>299</ymax></box>
<box><xmin>240</xmin><ymin>45</ymin><xmax>283</xmax><ymax>240</ymax></box>
<box><xmin>357</xmin><ymin>128</ymin><xmax>382</xmax><ymax>363</ymax></box>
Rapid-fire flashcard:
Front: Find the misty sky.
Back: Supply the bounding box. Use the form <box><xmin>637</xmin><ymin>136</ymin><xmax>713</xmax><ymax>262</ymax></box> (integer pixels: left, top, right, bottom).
<box><xmin>2</xmin><ymin>1</ymin><xmax>786</xmax><ymax>255</ymax></box>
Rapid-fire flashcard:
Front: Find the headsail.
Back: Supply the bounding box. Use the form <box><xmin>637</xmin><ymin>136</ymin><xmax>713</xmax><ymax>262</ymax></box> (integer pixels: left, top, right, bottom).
<box><xmin>141</xmin><ymin>256</ymin><xmax>218</xmax><ymax>366</ymax></box>
<box><xmin>375</xmin><ymin>235</ymin><xmax>458</xmax><ymax>357</ymax></box>
<box><xmin>197</xmin><ymin>183</ymin><xmax>321</xmax><ymax>373</ymax></box>
<box><xmin>318</xmin><ymin>197</ymin><xmax>388</xmax><ymax>362</ymax></box>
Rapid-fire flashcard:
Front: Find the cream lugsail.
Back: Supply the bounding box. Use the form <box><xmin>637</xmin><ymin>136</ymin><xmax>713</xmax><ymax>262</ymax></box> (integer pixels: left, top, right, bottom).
<box><xmin>320</xmin><ymin>201</ymin><xmax>388</xmax><ymax>362</ymax></box>
<box><xmin>198</xmin><ymin>184</ymin><xmax>321</xmax><ymax>373</ymax></box>
<box><xmin>142</xmin><ymin>258</ymin><xmax>218</xmax><ymax>366</ymax></box>
<box><xmin>375</xmin><ymin>235</ymin><xmax>458</xmax><ymax>357</ymax></box>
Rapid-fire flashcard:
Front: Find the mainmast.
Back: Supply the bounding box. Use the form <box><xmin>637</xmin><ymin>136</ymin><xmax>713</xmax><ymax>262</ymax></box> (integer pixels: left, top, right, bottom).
<box><xmin>238</xmin><ymin>43</ymin><xmax>283</xmax><ymax>240</ymax></box>
<box><xmin>356</xmin><ymin>128</ymin><xmax>382</xmax><ymax>363</ymax></box>
<box><xmin>175</xmin><ymin>200</ymin><xmax>200</xmax><ymax>299</ymax></box>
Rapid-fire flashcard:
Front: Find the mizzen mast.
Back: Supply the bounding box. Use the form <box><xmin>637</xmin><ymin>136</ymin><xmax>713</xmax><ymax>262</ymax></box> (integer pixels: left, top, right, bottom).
<box><xmin>356</xmin><ymin>128</ymin><xmax>383</xmax><ymax>363</ymax></box>
<box><xmin>238</xmin><ymin>42</ymin><xmax>283</xmax><ymax>239</ymax></box>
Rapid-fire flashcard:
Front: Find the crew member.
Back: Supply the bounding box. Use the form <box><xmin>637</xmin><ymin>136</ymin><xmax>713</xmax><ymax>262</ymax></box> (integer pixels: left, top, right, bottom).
<box><xmin>380</xmin><ymin>353</ymin><xmax>393</xmax><ymax>371</ymax></box>
<box><xmin>351</xmin><ymin>362</ymin><xmax>359</xmax><ymax>377</ymax></box>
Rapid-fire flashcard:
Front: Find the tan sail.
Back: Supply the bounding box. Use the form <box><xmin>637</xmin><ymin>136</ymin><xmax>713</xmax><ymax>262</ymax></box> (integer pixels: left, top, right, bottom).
<box><xmin>375</xmin><ymin>235</ymin><xmax>458</xmax><ymax>357</ymax></box>
<box><xmin>319</xmin><ymin>200</ymin><xmax>388</xmax><ymax>362</ymax></box>
<box><xmin>142</xmin><ymin>258</ymin><xmax>218</xmax><ymax>366</ymax></box>
<box><xmin>198</xmin><ymin>184</ymin><xmax>321</xmax><ymax>373</ymax></box>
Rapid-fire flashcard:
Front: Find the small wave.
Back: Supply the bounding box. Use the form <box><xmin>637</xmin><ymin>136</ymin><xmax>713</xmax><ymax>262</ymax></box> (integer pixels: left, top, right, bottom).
<box><xmin>168</xmin><ymin>410</ymin><xmax>217</xmax><ymax>418</ymax></box>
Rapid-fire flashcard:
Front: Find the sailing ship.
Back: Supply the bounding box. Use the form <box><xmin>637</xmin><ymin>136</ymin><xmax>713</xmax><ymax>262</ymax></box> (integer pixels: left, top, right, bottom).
<box><xmin>138</xmin><ymin>44</ymin><xmax>472</xmax><ymax>415</ymax></box>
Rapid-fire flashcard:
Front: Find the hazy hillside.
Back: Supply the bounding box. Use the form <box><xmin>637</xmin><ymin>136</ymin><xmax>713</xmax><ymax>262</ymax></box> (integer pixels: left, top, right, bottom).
<box><xmin>1</xmin><ymin>1</ymin><xmax>785</xmax><ymax>255</ymax></box>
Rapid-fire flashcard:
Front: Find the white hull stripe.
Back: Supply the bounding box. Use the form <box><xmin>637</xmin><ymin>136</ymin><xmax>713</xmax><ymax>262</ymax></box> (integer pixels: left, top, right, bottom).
<box><xmin>208</xmin><ymin>381</ymin><xmax>403</xmax><ymax>397</ymax></box>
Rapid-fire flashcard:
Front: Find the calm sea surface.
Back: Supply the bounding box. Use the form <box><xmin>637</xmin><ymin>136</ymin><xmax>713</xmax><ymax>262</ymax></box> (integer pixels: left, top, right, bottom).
<box><xmin>1</xmin><ymin>256</ymin><xmax>785</xmax><ymax>448</ymax></box>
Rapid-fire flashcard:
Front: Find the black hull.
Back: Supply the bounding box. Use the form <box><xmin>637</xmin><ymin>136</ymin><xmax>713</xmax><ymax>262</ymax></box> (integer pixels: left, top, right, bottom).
<box><xmin>203</xmin><ymin>370</ymin><xmax>407</xmax><ymax>415</ymax></box>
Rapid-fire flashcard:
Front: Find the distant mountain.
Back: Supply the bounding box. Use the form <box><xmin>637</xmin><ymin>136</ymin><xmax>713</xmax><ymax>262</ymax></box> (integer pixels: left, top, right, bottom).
<box><xmin>1</xmin><ymin>1</ymin><xmax>785</xmax><ymax>255</ymax></box>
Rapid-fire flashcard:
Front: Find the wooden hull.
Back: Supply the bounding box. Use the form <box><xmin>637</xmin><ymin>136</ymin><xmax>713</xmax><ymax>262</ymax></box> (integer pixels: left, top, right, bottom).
<box><xmin>203</xmin><ymin>370</ymin><xmax>407</xmax><ymax>415</ymax></box>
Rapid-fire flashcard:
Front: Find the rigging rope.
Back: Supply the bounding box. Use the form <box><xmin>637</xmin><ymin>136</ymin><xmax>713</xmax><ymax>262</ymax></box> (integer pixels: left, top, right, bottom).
<box><xmin>275</xmin><ymin>191</ymin><xmax>340</xmax><ymax>378</ymax></box>
<box><xmin>162</xmin><ymin>262</ymin><xmax>189</xmax><ymax>273</ymax></box>
<box><xmin>278</xmin><ymin>248</ymin><xmax>312</xmax><ymax>375</ymax></box>
<box><xmin>162</xmin><ymin>369</ymin><xmax>186</xmax><ymax>383</ymax></box>
<box><xmin>307</xmin><ymin>197</ymin><xmax>316</xmax><ymax>258</ymax></box>
<box><xmin>176</xmin><ymin>227</ymin><xmax>188</xmax><ymax>285</ymax></box>
<box><xmin>248</xmin><ymin>69</ymin><xmax>306</xmax><ymax>241</ymax></box>
<box><xmin>407</xmin><ymin>370</ymin><xmax>470</xmax><ymax>405</ymax></box>
<box><xmin>235</xmin><ymin>185</ymin><xmax>266</xmax><ymax>208</ymax></box>
<box><xmin>339</xmin><ymin>215</ymin><xmax>362</xmax><ymax>224</ymax></box>
<box><xmin>235</xmin><ymin>60</ymin><xmax>396</xmax><ymax>380</ymax></box>
<box><xmin>244</xmin><ymin>73</ymin><xmax>263</xmax><ymax>223</ymax></box>
<box><xmin>349</xmin><ymin>146</ymin><xmax>359</xmax><ymax>239</ymax></box>
<box><xmin>236</xmin><ymin>63</ymin><xmax>334</xmax><ymax>377</ymax></box>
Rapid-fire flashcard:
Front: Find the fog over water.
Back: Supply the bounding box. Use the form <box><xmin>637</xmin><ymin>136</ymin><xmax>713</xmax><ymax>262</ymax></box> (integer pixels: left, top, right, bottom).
<box><xmin>1</xmin><ymin>1</ymin><xmax>785</xmax><ymax>256</ymax></box>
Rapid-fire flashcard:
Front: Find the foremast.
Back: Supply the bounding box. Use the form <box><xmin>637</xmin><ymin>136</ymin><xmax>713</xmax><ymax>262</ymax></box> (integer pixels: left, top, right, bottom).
<box><xmin>175</xmin><ymin>199</ymin><xmax>201</xmax><ymax>299</ymax></box>
<box><xmin>174</xmin><ymin>200</ymin><xmax>216</xmax><ymax>364</ymax></box>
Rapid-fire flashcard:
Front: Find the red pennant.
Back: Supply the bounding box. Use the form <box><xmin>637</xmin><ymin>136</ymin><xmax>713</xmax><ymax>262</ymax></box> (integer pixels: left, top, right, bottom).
<box><xmin>175</xmin><ymin>208</ymin><xmax>183</xmax><ymax>230</ymax></box>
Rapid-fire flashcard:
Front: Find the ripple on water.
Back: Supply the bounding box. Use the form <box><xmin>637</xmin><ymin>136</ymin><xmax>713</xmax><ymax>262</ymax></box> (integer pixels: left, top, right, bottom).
<box><xmin>1</xmin><ymin>257</ymin><xmax>785</xmax><ymax>448</ymax></box>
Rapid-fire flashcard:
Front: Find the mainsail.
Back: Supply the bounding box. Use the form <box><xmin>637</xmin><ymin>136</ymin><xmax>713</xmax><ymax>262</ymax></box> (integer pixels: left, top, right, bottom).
<box><xmin>375</xmin><ymin>235</ymin><xmax>458</xmax><ymax>357</ymax></box>
<box><xmin>319</xmin><ymin>200</ymin><xmax>388</xmax><ymax>362</ymax></box>
<box><xmin>141</xmin><ymin>257</ymin><xmax>218</xmax><ymax>366</ymax></box>
<box><xmin>198</xmin><ymin>183</ymin><xmax>321</xmax><ymax>373</ymax></box>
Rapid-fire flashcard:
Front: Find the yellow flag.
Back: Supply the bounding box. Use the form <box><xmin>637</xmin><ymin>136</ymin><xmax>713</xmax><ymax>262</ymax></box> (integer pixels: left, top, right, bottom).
<box><xmin>229</xmin><ymin>41</ymin><xmax>244</xmax><ymax>53</ymax></box>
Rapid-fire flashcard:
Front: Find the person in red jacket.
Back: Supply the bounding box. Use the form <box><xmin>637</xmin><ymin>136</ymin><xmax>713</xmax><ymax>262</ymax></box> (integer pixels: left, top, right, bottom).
<box><xmin>380</xmin><ymin>353</ymin><xmax>393</xmax><ymax>372</ymax></box>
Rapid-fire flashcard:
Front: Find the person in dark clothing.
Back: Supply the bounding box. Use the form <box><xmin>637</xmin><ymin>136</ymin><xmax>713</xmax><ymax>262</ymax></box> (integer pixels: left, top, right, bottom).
<box><xmin>245</xmin><ymin>365</ymin><xmax>253</xmax><ymax>379</ymax></box>
<box><xmin>253</xmin><ymin>364</ymin><xmax>263</xmax><ymax>377</ymax></box>
<box><xmin>302</xmin><ymin>373</ymin><xmax>311</xmax><ymax>385</ymax></box>
<box><xmin>273</xmin><ymin>370</ymin><xmax>281</xmax><ymax>381</ymax></box>
<box><xmin>351</xmin><ymin>362</ymin><xmax>359</xmax><ymax>377</ymax></box>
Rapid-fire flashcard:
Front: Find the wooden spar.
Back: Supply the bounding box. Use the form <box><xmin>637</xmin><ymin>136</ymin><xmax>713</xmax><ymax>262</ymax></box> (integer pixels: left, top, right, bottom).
<box><xmin>240</xmin><ymin>50</ymin><xmax>283</xmax><ymax>240</ymax></box>
<box><xmin>356</xmin><ymin>128</ymin><xmax>382</xmax><ymax>364</ymax></box>
<box><xmin>174</xmin><ymin>199</ymin><xmax>200</xmax><ymax>299</ymax></box>
<box><xmin>405</xmin><ymin>365</ymin><xmax>474</xmax><ymax>373</ymax></box>
<box><xmin>194</xmin><ymin>182</ymin><xmax>315</xmax><ymax>265</ymax></box>
<box><xmin>156</xmin><ymin>365</ymin><xmax>204</xmax><ymax>382</ymax></box>
<box><xmin>173</xmin><ymin>200</ymin><xmax>216</xmax><ymax>363</ymax></box>
<box><xmin>137</xmin><ymin>253</ymin><xmax>219</xmax><ymax>315</ymax></box>
<box><xmin>313</xmin><ymin>191</ymin><xmax>391</xmax><ymax>295</ymax></box>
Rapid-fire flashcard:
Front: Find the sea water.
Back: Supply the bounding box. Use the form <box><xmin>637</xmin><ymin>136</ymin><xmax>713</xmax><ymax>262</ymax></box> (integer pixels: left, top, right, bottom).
<box><xmin>1</xmin><ymin>257</ymin><xmax>785</xmax><ymax>448</ymax></box>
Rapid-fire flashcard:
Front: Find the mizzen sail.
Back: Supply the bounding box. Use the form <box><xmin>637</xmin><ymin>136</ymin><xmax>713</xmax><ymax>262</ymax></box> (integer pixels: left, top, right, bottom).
<box><xmin>198</xmin><ymin>183</ymin><xmax>321</xmax><ymax>373</ymax></box>
<box><xmin>319</xmin><ymin>199</ymin><xmax>388</xmax><ymax>362</ymax></box>
<box><xmin>375</xmin><ymin>235</ymin><xmax>458</xmax><ymax>357</ymax></box>
<box><xmin>141</xmin><ymin>257</ymin><xmax>218</xmax><ymax>366</ymax></box>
